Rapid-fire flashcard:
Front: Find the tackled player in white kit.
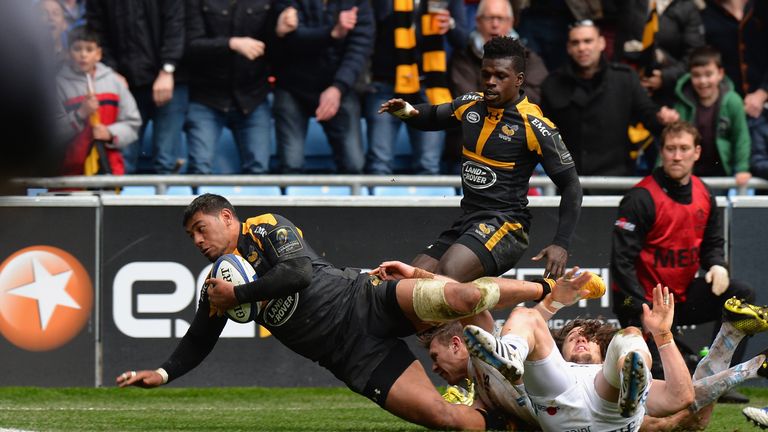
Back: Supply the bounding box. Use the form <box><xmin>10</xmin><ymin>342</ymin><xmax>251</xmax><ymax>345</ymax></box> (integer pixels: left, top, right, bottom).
<box><xmin>464</xmin><ymin>284</ymin><xmax>694</xmax><ymax>432</ymax></box>
<box><xmin>421</xmin><ymin>269</ymin><xmax>608</xmax><ymax>430</ymax></box>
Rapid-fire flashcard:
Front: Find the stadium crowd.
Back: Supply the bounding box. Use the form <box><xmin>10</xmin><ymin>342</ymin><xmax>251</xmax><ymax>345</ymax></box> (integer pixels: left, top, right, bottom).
<box><xmin>36</xmin><ymin>0</ymin><xmax>767</xmax><ymax>183</ymax></box>
<box><xmin>25</xmin><ymin>0</ymin><xmax>768</xmax><ymax>429</ymax></box>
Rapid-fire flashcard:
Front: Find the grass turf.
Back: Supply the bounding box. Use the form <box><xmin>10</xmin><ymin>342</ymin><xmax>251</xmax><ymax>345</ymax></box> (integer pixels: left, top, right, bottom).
<box><xmin>0</xmin><ymin>386</ymin><xmax>766</xmax><ymax>431</ymax></box>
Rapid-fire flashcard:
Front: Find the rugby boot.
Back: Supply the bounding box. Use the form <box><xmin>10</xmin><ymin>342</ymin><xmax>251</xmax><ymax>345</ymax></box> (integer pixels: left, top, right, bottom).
<box><xmin>723</xmin><ymin>297</ymin><xmax>768</xmax><ymax>336</ymax></box>
<box><xmin>619</xmin><ymin>351</ymin><xmax>650</xmax><ymax>418</ymax></box>
<box><xmin>743</xmin><ymin>407</ymin><xmax>768</xmax><ymax>429</ymax></box>
<box><xmin>442</xmin><ymin>379</ymin><xmax>475</xmax><ymax>406</ymax></box>
<box><xmin>463</xmin><ymin>325</ymin><xmax>524</xmax><ymax>384</ymax></box>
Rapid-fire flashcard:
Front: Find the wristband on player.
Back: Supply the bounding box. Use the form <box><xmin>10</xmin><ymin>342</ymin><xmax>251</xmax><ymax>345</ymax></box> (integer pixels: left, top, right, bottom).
<box><xmin>549</xmin><ymin>300</ymin><xmax>566</xmax><ymax>310</ymax></box>
<box><xmin>532</xmin><ymin>277</ymin><xmax>556</xmax><ymax>302</ymax></box>
<box><xmin>652</xmin><ymin>330</ymin><xmax>674</xmax><ymax>347</ymax></box>
<box><xmin>155</xmin><ymin>368</ymin><xmax>169</xmax><ymax>384</ymax></box>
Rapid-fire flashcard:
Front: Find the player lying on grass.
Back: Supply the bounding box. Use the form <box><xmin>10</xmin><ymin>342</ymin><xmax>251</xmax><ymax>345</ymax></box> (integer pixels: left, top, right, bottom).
<box><xmin>115</xmin><ymin>193</ymin><xmax>599</xmax><ymax>431</ymax></box>
<box><xmin>463</xmin><ymin>284</ymin><xmax>694</xmax><ymax>432</ymax></box>
<box><xmin>643</xmin><ymin>297</ymin><xmax>768</xmax><ymax>431</ymax></box>
<box><xmin>433</xmin><ymin>292</ymin><xmax>768</xmax><ymax>431</ymax></box>
<box><xmin>419</xmin><ymin>272</ymin><xmax>608</xmax><ymax>429</ymax></box>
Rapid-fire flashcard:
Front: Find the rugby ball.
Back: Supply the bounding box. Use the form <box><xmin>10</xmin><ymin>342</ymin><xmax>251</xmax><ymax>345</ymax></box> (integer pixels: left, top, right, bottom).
<box><xmin>210</xmin><ymin>254</ymin><xmax>260</xmax><ymax>323</ymax></box>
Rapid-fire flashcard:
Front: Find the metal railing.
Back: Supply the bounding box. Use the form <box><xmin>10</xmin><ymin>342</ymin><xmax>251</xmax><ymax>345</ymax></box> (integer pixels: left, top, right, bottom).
<box><xmin>10</xmin><ymin>174</ymin><xmax>768</xmax><ymax>196</ymax></box>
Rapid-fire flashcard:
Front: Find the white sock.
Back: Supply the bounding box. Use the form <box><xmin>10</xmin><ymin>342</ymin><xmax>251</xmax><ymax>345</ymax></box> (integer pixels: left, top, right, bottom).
<box><xmin>500</xmin><ymin>333</ymin><xmax>530</xmax><ymax>361</ymax></box>
<box><xmin>691</xmin><ymin>354</ymin><xmax>763</xmax><ymax>411</ymax></box>
<box><xmin>693</xmin><ymin>321</ymin><xmax>746</xmax><ymax>381</ymax></box>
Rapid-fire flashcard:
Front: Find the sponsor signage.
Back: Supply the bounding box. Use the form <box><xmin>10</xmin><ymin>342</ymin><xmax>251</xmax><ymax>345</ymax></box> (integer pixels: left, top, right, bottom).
<box><xmin>0</xmin><ymin>196</ymin><xmax>751</xmax><ymax>387</ymax></box>
<box><xmin>0</xmin><ymin>198</ymin><xmax>97</xmax><ymax>386</ymax></box>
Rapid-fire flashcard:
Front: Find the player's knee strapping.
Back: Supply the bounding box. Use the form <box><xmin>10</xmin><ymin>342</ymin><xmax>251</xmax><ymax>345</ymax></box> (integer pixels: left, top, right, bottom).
<box><xmin>602</xmin><ymin>330</ymin><xmax>650</xmax><ymax>388</ymax></box>
<box><xmin>412</xmin><ymin>277</ymin><xmax>500</xmax><ymax>322</ymax></box>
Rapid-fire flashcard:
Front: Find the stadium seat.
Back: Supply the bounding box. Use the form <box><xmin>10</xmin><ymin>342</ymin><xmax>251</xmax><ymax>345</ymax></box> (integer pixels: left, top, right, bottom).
<box><xmin>371</xmin><ymin>186</ymin><xmax>457</xmax><ymax>197</ymax></box>
<box><xmin>392</xmin><ymin>127</ymin><xmax>413</xmax><ymax>173</ymax></box>
<box><xmin>26</xmin><ymin>188</ymin><xmax>47</xmax><ymax>196</ymax></box>
<box><xmin>304</xmin><ymin>119</ymin><xmax>336</xmax><ymax>173</ymax></box>
<box><xmin>120</xmin><ymin>186</ymin><xmax>157</xmax><ymax>195</ymax></box>
<box><xmin>197</xmin><ymin>185</ymin><xmax>282</xmax><ymax>196</ymax></box>
<box><xmin>284</xmin><ymin>186</ymin><xmax>363</xmax><ymax>196</ymax></box>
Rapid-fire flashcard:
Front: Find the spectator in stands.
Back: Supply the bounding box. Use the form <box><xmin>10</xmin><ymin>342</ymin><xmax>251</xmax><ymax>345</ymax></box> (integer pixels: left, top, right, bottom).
<box><xmin>363</xmin><ymin>0</ymin><xmax>467</xmax><ymax>175</ymax></box>
<box><xmin>515</xmin><ymin>0</ymin><xmax>604</xmax><ymax>71</ymax></box>
<box><xmin>87</xmin><ymin>0</ymin><xmax>188</xmax><ymax>174</ymax></box>
<box><xmin>673</xmin><ymin>46</ymin><xmax>751</xmax><ymax>187</ymax></box>
<box><xmin>702</xmin><ymin>0</ymin><xmax>768</xmax><ymax>189</ymax></box>
<box><xmin>611</xmin><ymin>121</ymin><xmax>755</xmax><ymax>400</ymax></box>
<box><xmin>751</xmin><ymin>113</ymin><xmax>768</xmax><ymax>180</ymax></box>
<box><xmin>40</xmin><ymin>0</ymin><xmax>70</xmax><ymax>66</ymax></box>
<box><xmin>702</xmin><ymin>0</ymin><xmax>768</xmax><ymax>121</ymax></box>
<box><xmin>541</xmin><ymin>20</ymin><xmax>679</xmax><ymax>177</ymax></box>
<box><xmin>0</xmin><ymin>0</ymin><xmax>68</xmax><ymax>194</ymax></box>
<box><xmin>272</xmin><ymin>0</ymin><xmax>373</xmax><ymax>173</ymax></box>
<box><xmin>611</xmin><ymin>0</ymin><xmax>705</xmax><ymax>107</ymax></box>
<box><xmin>56</xmin><ymin>27</ymin><xmax>141</xmax><ymax>176</ymax></box>
<box><xmin>56</xmin><ymin>0</ymin><xmax>85</xmax><ymax>28</ymax></box>
<box><xmin>184</xmin><ymin>0</ymin><xmax>275</xmax><ymax>175</ymax></box>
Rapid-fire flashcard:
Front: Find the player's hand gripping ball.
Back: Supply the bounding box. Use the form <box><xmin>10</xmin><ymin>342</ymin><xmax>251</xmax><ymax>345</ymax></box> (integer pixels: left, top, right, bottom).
<box><xmin>210</xmin><ymin>254</ymin><xmax>260</xmax><ymax>322</ymax></box>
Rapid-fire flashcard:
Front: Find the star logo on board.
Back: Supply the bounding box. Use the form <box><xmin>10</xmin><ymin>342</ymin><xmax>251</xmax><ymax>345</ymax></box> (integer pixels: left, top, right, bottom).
<box><xmin>0</xmin><ymin>246</ymin><xmax>92</xmax><ymax>351</ymax></box>
<box><xmin>8</xmin><ymin>258</ymin><xmax>79</xmax><ymax>330</ymax></box>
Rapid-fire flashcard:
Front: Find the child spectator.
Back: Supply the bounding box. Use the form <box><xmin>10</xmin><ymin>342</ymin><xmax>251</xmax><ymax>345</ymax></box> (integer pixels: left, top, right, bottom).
<box><xmin>56</xmin><ymin>27</ymin><xmax>141</xmax><ymax>176</ymax></box>
<box><xmin>673</xmin><ymin>45</ymin><xmax>751</xmax><ymax>187</ymax></box>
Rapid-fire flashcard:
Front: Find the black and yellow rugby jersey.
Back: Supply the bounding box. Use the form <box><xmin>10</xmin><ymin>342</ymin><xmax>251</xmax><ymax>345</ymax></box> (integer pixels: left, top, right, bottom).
<box><xmin>445</xmin><ymin>92</ymin><xmax>574</xmax><ymax>217</ymax></box>
<box><xmin>235</xmin><ymin>213</ymin><xmax>328</xmax><ymax>276</ymax></box>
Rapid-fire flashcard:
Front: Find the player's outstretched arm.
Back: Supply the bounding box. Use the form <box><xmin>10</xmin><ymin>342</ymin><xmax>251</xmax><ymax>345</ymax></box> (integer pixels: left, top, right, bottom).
<box><xmin>373</xmin><ymin>260</ymin><xmax>457</xmax><ymax>282</ymax></box>
<box><xmin>534</xmin><ymin>267</ymin><xmax>604</xmax><ymax>320</ymax></box>
<box><xmin>116</xmin><ymin>369</ymin><xmax>166</xmax><ymax>388</ymax></box>
<box><xmin>643</xmin><ymin>284</ymin><xmax>694</xmax><ymax>417</ymax></box>
<box><xmin>378</xmin><ymin>98</ymin><xmax>420</xmax><ymax>118</ymax></box>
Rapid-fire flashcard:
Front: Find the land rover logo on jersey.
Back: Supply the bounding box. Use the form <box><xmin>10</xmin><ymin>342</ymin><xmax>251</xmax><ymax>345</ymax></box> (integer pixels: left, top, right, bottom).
<box><xmin>263</xmin><ymin>293</ymin><xmax>299</xmax><ymax>327</ymax></box>
<box><xmin>462</xmin><ymin>161</ymin><xmax>496</xmax><ymax>189</ymax></box>
<box><xmin>466</xmin><ymin>111</ymin><xmax>480</xmax><ymax>124</ymax></box>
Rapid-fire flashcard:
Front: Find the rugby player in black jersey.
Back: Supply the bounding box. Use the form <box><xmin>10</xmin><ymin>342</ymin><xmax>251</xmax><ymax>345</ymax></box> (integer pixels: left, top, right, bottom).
<box><xmin>381</xmin><ymin>36</ymin><xmax>582</xmax><ymax>281</ymax></box>
<box><xmin>116</xmin><ymin>193</ymin><xmax>595</xmax><ymax>430</ymax></box>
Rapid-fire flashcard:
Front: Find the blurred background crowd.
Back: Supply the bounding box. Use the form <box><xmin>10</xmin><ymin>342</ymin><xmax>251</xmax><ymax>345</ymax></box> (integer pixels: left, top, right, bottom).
<box><xmin>5</xmin><ymin>0</ymin><xmax>768</xmax><ymax>186</ymax></box>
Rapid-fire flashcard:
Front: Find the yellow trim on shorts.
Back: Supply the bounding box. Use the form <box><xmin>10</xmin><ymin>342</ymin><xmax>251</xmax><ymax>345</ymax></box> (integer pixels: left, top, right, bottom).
<box><xmin>484</xmin><ymin>222</ymin><xmax>523</xmax><ymax>251</ymax></box>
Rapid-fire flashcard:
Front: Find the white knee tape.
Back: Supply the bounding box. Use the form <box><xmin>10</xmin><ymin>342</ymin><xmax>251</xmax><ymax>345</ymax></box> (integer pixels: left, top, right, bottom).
<box><xmin>471</xmin><ymin>277</ymin><xmax>500</xmax><ymax>314</ymax></box>
<box><xmin>602</xmin><ymin>331</ymin><xmax>650</xmax><ymax>388</ymax></box>
<box><xmin>411</xmin><ymin>278</ymin><xmax>500</xmax><ymax>322</ymax></box>
<box><xmin>412</xmin><ymin>279</ymin><xmax>455</xmax><ymax>322</ymax></box>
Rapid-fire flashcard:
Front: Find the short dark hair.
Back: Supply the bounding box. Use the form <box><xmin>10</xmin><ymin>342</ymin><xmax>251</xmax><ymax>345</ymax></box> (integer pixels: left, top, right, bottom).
<box><xmin>418</xmin><ymin>321</ymin><xmax>464</xmax><ymax>349</ymax></box>
<box><xmin>688</xmin><ymin>45</ymin><xmax>722</xmax><ymax>69</ymax></box>
<box><xmin>661</xmin><ymin>120</ymin><xmax>701</xmax><ymax>147</ymax></box>
<box><xmin>552</xmin><ymin>318</ymin><xmax>618</xmax><ymax>360</ymax></box>
<box><xmin>67</xmin><ymin>26</ymin><xmax>101</xmax><ymax>48</ymax></box>
<box><xmin>183</xmin><ymin>193</ymin><xmax>238</xmax><ymax>226</ymax></box>
<box><xmin>483</xmin><ymin>36</ymin><xmax>526</xmax><ymax>75</ymax></box>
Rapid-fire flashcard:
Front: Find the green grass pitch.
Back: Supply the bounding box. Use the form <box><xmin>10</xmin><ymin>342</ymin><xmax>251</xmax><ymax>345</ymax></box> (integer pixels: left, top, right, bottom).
<box><xmin>0</xmin><ymin>386</ymin><xmax>767</xmax><ymax>431</ymax></box>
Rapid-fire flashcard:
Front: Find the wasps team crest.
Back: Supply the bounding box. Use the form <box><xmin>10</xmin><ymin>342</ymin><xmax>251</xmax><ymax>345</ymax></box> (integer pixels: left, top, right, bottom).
<box><xmin>501</xmin><ymin>124</ymin><xmax>517</xmax><ymax>136</ymax></box>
